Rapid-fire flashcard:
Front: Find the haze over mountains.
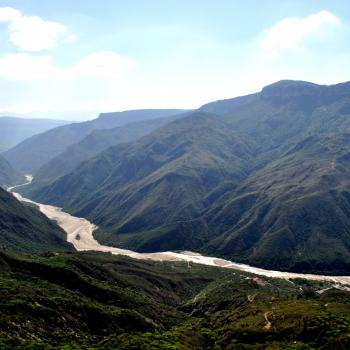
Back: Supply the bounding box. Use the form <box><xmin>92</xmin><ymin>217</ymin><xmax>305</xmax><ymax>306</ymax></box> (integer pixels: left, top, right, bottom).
<box><xmin>33</xmin><ymin>113</ymin><xmax>190</xmax><ymax>184</ymax></box>
<box><xmin>10</xmin><ymin>79</ymin><xmax>349</xmax><ymax>275</ymax></box>
<box><xmin>0</xmin><ymin>117</ymin><xmax>68</xmax><ymax>152</ymax></box>
<box><xmin>4</xmin><ymin>109</ymin><xmax>186</xmax><ymax>173</ymax></box>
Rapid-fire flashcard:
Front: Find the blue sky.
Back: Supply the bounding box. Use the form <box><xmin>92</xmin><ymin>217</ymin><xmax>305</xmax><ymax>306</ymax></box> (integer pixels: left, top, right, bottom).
<box><xmin>0</xmin><ymin>0</ymin><xmax>349</xmax><ymax>119</ymax></box>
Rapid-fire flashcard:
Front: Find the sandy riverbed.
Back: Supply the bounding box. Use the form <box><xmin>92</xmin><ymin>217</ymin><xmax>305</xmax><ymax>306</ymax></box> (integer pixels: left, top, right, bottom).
<box><xmin>9</xmin><ymin>177</ymin><xmax>350</xmax><ymax>286</ymax></box>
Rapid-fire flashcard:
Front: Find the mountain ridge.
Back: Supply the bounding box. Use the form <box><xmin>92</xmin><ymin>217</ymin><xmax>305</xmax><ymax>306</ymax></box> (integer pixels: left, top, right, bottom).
<box><xmin>0</xmin><ymin>116</ymin><xmax>68</xmax><ymax>152</ymax></box>
<box><xmin>21</xmin><ymin>80</ymin><xmax>350</xmax><ymax>274</ymax></box>
<box><xmin>4</xmin><ymin>109</ymin><xmax>187</xmax><ymax>173</ymax></box>
<box><xmin>32</xmin><ymin>112</ymin><xmax>190</xmax><ymax>185</ymax></box>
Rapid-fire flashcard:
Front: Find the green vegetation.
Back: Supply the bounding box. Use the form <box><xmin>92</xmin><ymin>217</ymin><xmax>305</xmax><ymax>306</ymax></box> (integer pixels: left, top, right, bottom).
<box><xmin>4</xmin><ymin>109</ymin><xmax>185</xmax><ymax>173</ymax></box>
<box><xmin>0</xmin><ymin>187</ymin><xmax>73</xmax><ymax>253</ymax></box>
<box><xmin>204</xmin><ymin>133</ymin><xmax>350</xmax><ymax>274</ymax></box>
<box><xmin>0</xmin><ymin>250</ymin><xmax>348</xmax><ymax>349</ymax></box>
<box><xmin>0</xmin><ymin>155</ymin><xmax>24</xmax><ymax>187</ymax></box>
<box><xmin>33</xmin><ymin>113</ymin><xmax>189</xmax><ymax>184</ymax></box>
<box><xmin>24</xmin><ymin>80</ymin><xmax>350</xmax><ymax>274</ymax></box>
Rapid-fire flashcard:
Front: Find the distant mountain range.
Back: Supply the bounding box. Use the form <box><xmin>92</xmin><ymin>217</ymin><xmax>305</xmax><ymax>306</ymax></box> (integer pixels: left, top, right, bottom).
<box><xmin>33</xmin><ymin>112</ymin><xmax>189</xmax><ymax>184</ymax></box>
<box><xmin>0</xmin><ymin>117</ymin><xmax>69</xmax><ymax>152</ymax></box>
<box><xmin>3</xmin><ymin>109</ymin><xmax>187</xmax><ymax>173</ymax></box>
<box><xmin>20</xmin><ymin>80</ymin><xmax>350</xmax><ymax>274</ymax></box>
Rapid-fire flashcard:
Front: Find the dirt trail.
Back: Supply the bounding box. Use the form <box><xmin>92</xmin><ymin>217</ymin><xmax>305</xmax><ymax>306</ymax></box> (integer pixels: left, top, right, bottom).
<box><xmin>247</xmin><ymin>294</ymin><xmax>257</xmax><ymax>302</ymax></box>
<box><xmin>263</xmin><ymin>312</ymin><xmax>272</xmax><ymax>331</ymax></box>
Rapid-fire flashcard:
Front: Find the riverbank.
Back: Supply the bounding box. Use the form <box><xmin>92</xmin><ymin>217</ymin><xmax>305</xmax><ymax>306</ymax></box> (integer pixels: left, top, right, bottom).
<box><xmin>9</xmin><ymin>178</ymin><xmax>350</xmax><ymax>286</ymax></box>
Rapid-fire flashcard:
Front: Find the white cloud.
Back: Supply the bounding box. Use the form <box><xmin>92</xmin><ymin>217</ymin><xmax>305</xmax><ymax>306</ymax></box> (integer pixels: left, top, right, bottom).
<box><xmin>0</xmin><ymin>54</ymin><xmax>56</xmax><ymax>80</ymax></box>
<box><xmin>0</xmin><ymin>7</ymin><xmax>21</xmax><ymax>22</ymax></box>
<box><xmin>0</xmin><ymin>51</ymin><xmax>134</xmax><ymax>80</ymax></box>
<box><xmin>259</xmin><ymin>11</ymin><xmax>340</xmax><ymax>57</ymax></box>
<box><xmin>0</xmin><ymin>6</ymin><xmax>72</xmax><ymax>51</ymax></box>
<box><xmin>73</xmin><ymin>51</ymin><xmax>134</xmax><ymax>79</ymax></box>
<box><xmin>66</xmin><ymin>34</ymin><xmax>78</xmax><ymax>42</ymax></box>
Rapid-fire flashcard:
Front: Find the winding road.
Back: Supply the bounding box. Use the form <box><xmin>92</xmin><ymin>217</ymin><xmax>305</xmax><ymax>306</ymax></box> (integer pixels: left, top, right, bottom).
<box><xmin>8</xmin><ymin>176</ymin><xmax>350</xmax><ymax>287</ymax></box>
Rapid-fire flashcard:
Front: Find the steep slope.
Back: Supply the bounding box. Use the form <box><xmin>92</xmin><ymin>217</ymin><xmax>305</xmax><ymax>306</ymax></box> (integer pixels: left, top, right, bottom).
<box><xmin>0</xmin><ymin>188</ymin><xmax>73</xmax><ymax>253</ymax></box>
<box><xmin>4</xmin><ymin>109</ymin><xmax>186</xmax><ymax>173</ymax></box>
<box><xmin>24</xmin><ymin>80</ymin><xmax>350</xmax><ymax>274</ymax></box>
<box><xmin>33</xmin><ymin>113</ymin><xmax>188</xmax><ymax>184</ymax></box>
<box><xmin>204</xmin><ymin>133</ymin><xmax>350</xmax><ymax>273</ymax></box>
<box><xmin>211</xmin><ymin>80</ymin><xmax>350</xmax><ymax>153</ymax></box>
<box><xmin>0</xmin><ymin>116</ymin><xmax>68</xmax><ymax>152</ymax></box>
<box><xmin>0</xmin><ymin>155</ymin><xmax>24</xmax><ymax>187</ymax></box>
<box><xmin>28</xmin><ymin>112</ymin><xmax>256</xmax><ymax>247</ymax></box>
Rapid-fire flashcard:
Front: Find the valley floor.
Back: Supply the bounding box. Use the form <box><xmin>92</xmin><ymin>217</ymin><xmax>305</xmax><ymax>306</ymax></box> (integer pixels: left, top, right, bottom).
<box><xmin>9</xmin><ymin>179</ymin><xmax>350</xmax><ymax>286</ymax></box>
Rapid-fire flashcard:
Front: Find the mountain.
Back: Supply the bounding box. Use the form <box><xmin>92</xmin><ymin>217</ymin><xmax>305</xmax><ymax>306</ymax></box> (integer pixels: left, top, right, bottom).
<box><xmin>0</xmin><ymin>155</ymin><xmax>24</xmax><ymax>187</ymax></box>
<box><xmin>27</xmin><ymin>112</ymin><xmax>256</xmax><ymax>236</ymax></box>
<box><xmin>33</xmin><ymin>113</ymin><xmax>189</xmax><ymax>185</ymax></box>
<box><xmin>23</xmin><ymin>80</ymin><xmax>350</xmax><ymax>274</ymax></box>
<box><xmin>0</xmin><ymin>250</ymin><xmax>349</xmax><ymax>348</ymax></box>
<box><xmin>0</xmin><ymin>117</ymin><xmax>68</xmax><ymax>152</ymax></box>
<box><xmin>3</xmin><ymin>109</ymin><xmax>187</xmax><ymax>174</ymax></box>
<box><xmin>0</xmin><ymin>187</ymin><xmax>73</xmax><ymax>253</ymax></box>
<box><xmin>205</xmin><ymin>133</ymin><xmax>350</xmax><ymax>273</ymax></box>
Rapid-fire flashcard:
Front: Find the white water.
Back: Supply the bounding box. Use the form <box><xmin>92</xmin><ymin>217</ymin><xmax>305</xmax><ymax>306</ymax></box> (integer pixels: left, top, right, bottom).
<box><xmin>8</xmin><ymin>176</ymin><xmax>350</xmax><ymax>287</ymax></box>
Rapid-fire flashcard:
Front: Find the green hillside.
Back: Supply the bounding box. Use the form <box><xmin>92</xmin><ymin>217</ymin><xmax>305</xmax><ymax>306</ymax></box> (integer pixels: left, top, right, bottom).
<box><xmin>0</xmin><ymin>250</ymin><xmax>349</xmax><ymax>349</ymax></box>
<box><xmin>0</xmin><ymin>188</ymin><xmax>73</xmax><ymax>253</ymax></box>
<box><xmin>204</xmin><ymin>133</ymin><xmax>350</xmax><ymax>273</ymax></box>
<box><xmin>27</xmin><ymin>112</ymin><xmax>255</xmax><ymax>235</ymax></box>
<box><xmin>0</xmin><ymin>155</ymin><xmax>24</xmax><ymax>187</ymax></box>
<box><xmin>4</xmin><ymin>109</ymin><xmax>186</xmax><ymax>174</ymax></box>
<box><xmin>33</xmin><ymin>113</ymin><xmax>188</xmax><ymax>185</ymax></box>
<box><xmin>23</xmin><ymin>80</ymin><xmax>350</xmax><ymax>274</ymax></box>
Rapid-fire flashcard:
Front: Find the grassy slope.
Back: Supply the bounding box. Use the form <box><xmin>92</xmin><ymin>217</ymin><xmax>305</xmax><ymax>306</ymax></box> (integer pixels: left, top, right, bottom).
<box><xmin>28</xmin><ymin>112</ymin><xmax>255</xmax><ymax>238</ymax></box>
<box><xmin>0</xmin><ymin>188</ymin><xmax>73</xmax><ymax>253</ymax></box>
<box><xmin>203</xmin><ymin>133</ymin><xmax>350</xmax><ymax>273</ymax></box>
<box><xmin>33</xmin><ymin>114</ymin><xmax>188</xmax><ymax>185</ymax></box>
<box><xmin>0</xmin><ymin>250</ymin><xmax>349</xmax><ymax>349</ymax></box>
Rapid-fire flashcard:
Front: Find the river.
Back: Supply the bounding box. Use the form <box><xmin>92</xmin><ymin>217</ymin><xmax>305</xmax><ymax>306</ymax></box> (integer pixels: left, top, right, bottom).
<box><xmin>8</xmin><ymin>176</ymin><xmax>350</xmax><ymax>287</ymax></box>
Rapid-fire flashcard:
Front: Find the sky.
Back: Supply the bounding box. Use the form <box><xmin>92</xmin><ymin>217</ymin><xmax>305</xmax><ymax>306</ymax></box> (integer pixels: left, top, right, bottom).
<box><xmin>0</xmin><ymin>0</ymin><xmax>349</xmax><ymax>120</ymax></box>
